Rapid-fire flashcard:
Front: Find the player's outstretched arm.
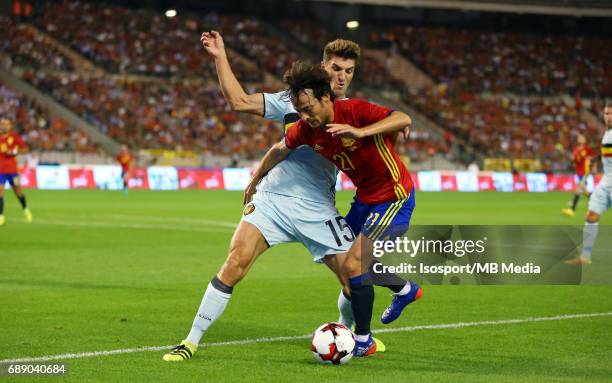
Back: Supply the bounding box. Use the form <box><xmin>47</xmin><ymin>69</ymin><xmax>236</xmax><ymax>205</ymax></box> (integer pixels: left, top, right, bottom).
<box><xmin>327</xmin><ymin>111</ymin><xmax>412</xmax><ymax>139</ymax></box>
<box><xmin>243</xmin><ymin>139</ymin><xmax>291</xmax><ymax>204</ymax></box>
<box><xmin>201</xmin><ymin>30</ymin><xmax>264</xmax><ymax>116</ymax></box>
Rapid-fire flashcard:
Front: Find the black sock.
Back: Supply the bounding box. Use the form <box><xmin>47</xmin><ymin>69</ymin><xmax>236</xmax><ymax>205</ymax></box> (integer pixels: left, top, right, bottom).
<box><xmin>369</xmin><ymin>260</ymin><xmax>407</xmax><ymax>294</ymax></box>
<box><xmin>349</xmin><ymin>274</ymin><xmax>374</xmax><ymax>336</ymax></box>
<box><xmin>211</xmin><ymin>276</ymin><xmax>234</xmax><ymax>294</ymax></box>
<box><xmin>18</xmin><ymin>195</ymin><xmax>27</xmax><ymax>209</ymax></box>
<box><xmin>0</xmin><ymin>197</ymin><xmax>3</xmax><ymax>214</ymax></box>
<box><xmin>571</xmin><ymin>194</ymin><xmax>580</xmax><ymax>211</ymax></box>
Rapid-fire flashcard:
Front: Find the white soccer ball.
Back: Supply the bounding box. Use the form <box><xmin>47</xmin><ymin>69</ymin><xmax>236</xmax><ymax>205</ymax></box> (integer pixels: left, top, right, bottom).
<box><xmin>311</xmin><ymin>322</ymin><xmax>355</xmax><ymax>365</ymax></box>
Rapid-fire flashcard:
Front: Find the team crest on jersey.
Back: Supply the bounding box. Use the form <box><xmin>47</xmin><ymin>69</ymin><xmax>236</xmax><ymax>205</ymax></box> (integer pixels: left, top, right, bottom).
<box><xmin>341</xmin><ymin>137</ymin><xmax>356</xmax><ymax>148</ymax></box>
<box><xmin>243</xmin><ymin>203</ymin><xmax>256</xmax><ymax>216</ymax></box>
<box><xmin>314</xmin><ymin>144</ymin><xmax>324</xmax><ymax>151</ymax></box>
<box><xmin>341</xmin><ymin>137</ymin><xmax>360</xmax><ymax>151</ymax></box>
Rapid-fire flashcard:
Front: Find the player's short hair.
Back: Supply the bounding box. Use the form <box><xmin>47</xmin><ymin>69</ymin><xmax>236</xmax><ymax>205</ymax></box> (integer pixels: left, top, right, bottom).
<box><xmin>283</xmin><ymin>61</ymin><xmax>335</xmax><ymax>102</ymax></box>
<box><xmin>323</xmin><ymin>39</ymin><xmax>361</xmax><ymax>64</ymax></box>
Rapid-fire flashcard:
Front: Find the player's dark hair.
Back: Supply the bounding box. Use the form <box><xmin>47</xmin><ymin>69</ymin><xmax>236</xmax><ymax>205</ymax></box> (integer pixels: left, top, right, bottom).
<box><xmin>283</xmin><ymin>61</ymin><xmax>335</xmax><ymax>102</ymax></box>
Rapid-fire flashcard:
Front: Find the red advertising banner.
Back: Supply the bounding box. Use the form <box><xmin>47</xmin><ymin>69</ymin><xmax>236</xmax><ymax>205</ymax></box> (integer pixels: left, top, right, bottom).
<box><xmin>340</xmin><ymin>172</ymin><xmax>356</xmax><ymax>190</ymax></box>
<box><xmin>127</xmin><ymin>168</ymin><xmax>149</xmax><ymax>189</ymax></box>
<box><xmin>178</xmin><ymin>168</ymin><xmax>224</xmax><ymax>189</ymax></box>
<box><xmin>69</xmin><ymin>168</ymin><xmax>95</xmax><ymax>189</ymax></box>
<box><xmin>513</xmin><ymin>173</ymin><xmax>528</xmax><ymax>192</ymax></box>
<box><xmin>477</xmin><ymin>175</ymin><xmax>494</xmax><ymax>191</ymax></box>
<box><xmin>410</xmin><ymin>173</ymin><xmax>419</xmax><ymax>191</ymax></box>
<box><xmin>547</xmin><ymin>174</ymin><xmax>574</xmax><ymax>191</ymax></box>
<box><xmin>19</xmin><ymin>167</ymin><xmax>37</xmax><ymax>189</ymax></box>
<box><xmin>440</xmin><ymin>174</ymin><xmax>457</xmax><ymax>191</ymax></box>
<box><xmin>593</xmin><ymin>174</ymin><xmax>602</xmax><ymax>188</ymax></box>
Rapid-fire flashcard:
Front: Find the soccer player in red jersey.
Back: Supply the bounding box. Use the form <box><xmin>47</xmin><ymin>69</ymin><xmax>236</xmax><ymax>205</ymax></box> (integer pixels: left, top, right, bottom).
<box><xmin>562</xmin><ymin>134</ymin><xmax>594</xmax><ymax>217</ymax></box>
<box><xmin>248</xmin><ymin>62</ymin><xmax>422</xmax><ymax>356</ymax></box>
<box><xmin>0</xmin><ymin>118</ymin><xmax>32</xmax><ymax>225</ymax></box>
<box><xmin>116</xmin><ymin>145</ymin><xmax>133</xmax><ymax>192</ymax></box>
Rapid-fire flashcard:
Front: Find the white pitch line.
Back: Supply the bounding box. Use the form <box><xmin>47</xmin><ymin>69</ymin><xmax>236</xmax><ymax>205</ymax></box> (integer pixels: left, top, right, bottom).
<box><xmin>1</xmin><ymin>311</ymin><xmax>610</xmax><ymax>364</ymax></box>
<box><xmin>103</xmin><ymin>214</ymin><xmax>239</xmax><ymax>228</ymax></box>
<box><xmin>32</xmin><ymin>219</ymin><xmax>235</xmax><ymax>234</ymax></box>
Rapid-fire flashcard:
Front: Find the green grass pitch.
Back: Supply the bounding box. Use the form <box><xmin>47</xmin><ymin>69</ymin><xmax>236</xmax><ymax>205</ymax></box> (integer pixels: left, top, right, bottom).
<box><xmin>1</xmin><ymin>190</ymin><xmax>611</xmax><ymax>382</ymax></box>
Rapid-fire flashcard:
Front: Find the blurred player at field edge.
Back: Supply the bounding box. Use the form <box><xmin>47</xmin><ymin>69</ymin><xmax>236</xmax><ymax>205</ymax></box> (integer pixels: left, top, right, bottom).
<box><xmin>562</xmin><ymin>134</ymin><xmax>593</xmax><ymax>217</ymax></box>
<box><xmin>116</xmin><ymin>145</ymin><xmax>133</xmax><ymax>193</ymax></box>
<box><xmin>0</xmin><ymin>118</ymin><xmax>32</xmax><ymax>225</ymax></box>
<box><xmin>566</xmin><ymin>102</ymin><xmax>612</xmax><ymax>265</ymax></box>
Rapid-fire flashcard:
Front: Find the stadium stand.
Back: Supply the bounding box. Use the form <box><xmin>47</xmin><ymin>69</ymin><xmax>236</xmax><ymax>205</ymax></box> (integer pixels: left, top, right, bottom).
<box><xmin>0</xmin><ymin>82</ymin><xmax>98</xmax><ymax>153</ymax></box>
<box><xmin>377</xmin><ymin>25</ymin><xmax>611</xmax><ymax>96</ymax></box>
<box><xmin>21</xmin><ymin>71</ymin><xmax>280</xmax><ymax>159</ymax></box>
<box><xmin>1</xmin><ymin>0</ymin><xmax>609</xmax><ymax>170</ymax></box>
<box><xmin>0</xmin><ymin>16</ymin><xmax>76</xmax><ymax>71</ymax></box>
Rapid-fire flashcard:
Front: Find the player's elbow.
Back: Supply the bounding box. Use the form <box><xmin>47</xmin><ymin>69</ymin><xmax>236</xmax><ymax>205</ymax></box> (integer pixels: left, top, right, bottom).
<box><xmin>271</xmin><ymin>140</ymin><xmax>290</xmax><ymax>158</ymax></box>
<box><xmin>394</xmin><ymin>111</ymin><xmax>412</xmax><ymax>128</ymax></box>
<box><xmin>228</xmin><ymin>96</ymin><xmax>252</xmax><ymax>113</ymax></box>
<box><xmin>272</xmin><ymin>139</ymin><xmax>287</xmax><ymax>153</ymax></box>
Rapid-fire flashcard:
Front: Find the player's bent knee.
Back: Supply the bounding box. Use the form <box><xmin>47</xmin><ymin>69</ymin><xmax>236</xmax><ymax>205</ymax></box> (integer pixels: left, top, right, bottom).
<box><xmin>586</xmin><ymin>211</ymin><xmax>600</xmax><ymax>223</ymax></box>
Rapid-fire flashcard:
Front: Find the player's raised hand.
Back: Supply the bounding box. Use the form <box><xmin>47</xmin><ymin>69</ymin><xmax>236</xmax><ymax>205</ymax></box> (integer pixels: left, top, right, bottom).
<box><xmin>200</xmin><ymin>30</ymin><xmax>226</xmax><ymax>58</ymax></box>
<box><xmin>326</xmin><ymin>123</ymin><xmax>363</xmax><ymax>139</ymax></box>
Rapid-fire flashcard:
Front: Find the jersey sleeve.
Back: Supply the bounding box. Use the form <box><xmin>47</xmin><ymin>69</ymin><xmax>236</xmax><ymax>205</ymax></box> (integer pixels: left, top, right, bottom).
<box><xmin>355</xmin><ymin>99</ymin><xmax>394</xmax><ymax>127</ymax></box>
<box><xmin>284</xmin><ymin>121</ymin><xmax>308</xmax><ymax>149</ymax></box>
<box><xmin>263</xmin><ymin>91</ymin><xmax>296</xmax><ymax>123</ymax></box>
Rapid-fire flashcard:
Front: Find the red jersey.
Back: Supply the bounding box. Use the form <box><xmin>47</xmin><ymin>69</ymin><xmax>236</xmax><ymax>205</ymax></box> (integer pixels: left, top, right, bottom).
<box><xmin>0</xmin><ymin>132</ymin><xmax>27</xmax><ymax>174</ymax></box>
<box><xmin>285</xmin><ymin>99</ymin><xmax>413</xmax><ymax>204</ymax></box>
<box><xmin>116</xmin><ymin>152</ymin><xmax>133</xmax><ymax>171</ymax></box>
<box><xmin>572</xmin><ymin>144</ymin><xmax>593</xmax><ymax>176</ymax></box>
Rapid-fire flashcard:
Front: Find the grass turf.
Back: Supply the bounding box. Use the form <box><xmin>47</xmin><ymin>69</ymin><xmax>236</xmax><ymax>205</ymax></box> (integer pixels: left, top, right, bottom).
<box><xmin>0</xmin><ymin>190</ymin><xmax>611</xmax><ymax>382</ymax></box>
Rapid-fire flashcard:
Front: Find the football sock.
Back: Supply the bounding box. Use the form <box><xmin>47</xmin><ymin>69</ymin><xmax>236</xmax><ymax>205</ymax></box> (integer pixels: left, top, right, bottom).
<box><xmin>349</xmin><ymin>274</ymin><xmax>374</xmax><ymax>336</ymax></box>
<box><xmin>369</xmin><ymin>260</ymin><xmax>408</xmax><ymax>294</ymax></box>
<box><xmin>582</xmin><ymin>221</ymin><xmax>599</xmax><ymax>259</ymax></box>
<box><xmin>337</xmin><ymin>289</ymin><xmax>354</xmax><ymax>328</ymax></box>
<box><xmin>186</xmin><ymin>276</ymin><xmax>232</xmax><ymax>345</ymax></box>
<box><xmin>355</xmin><ymin>334</ymin><xmax>370</xmax><ymax>342</ymax></box>
<box><xmin>395</xmin><ymin>281</ymin><xmax>412</xmax><ymax>296</ymax></box>
<box><xmin>0</xmin><ymin>197</ymin><xmax>4</xmax><ymax>214</ymax></box>
<box><xmin>18</xmin><ymin>195</ymin><xmax>27</xmax><ymax>209</ymax></box>
<box><xmin>571</xmin><ymin>194</ymin><xmax>580</xmax><ymax>211</ymax></box>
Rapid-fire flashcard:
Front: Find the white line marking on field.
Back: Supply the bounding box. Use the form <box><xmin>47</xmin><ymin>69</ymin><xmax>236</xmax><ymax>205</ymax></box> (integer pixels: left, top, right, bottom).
<box><xmin>1</xmin><ymin>311</ymin><xmax>610</xmax><ymax>364</ymax></box>
<box><xmin>104</xmin><ymin>214</ymin><xmax>238</xmax><ymax>228</ymax></box>
<box><xmin>33</xmin><ymin>219</ymin><xmax>235</xmax><ymax>233</ymax></box>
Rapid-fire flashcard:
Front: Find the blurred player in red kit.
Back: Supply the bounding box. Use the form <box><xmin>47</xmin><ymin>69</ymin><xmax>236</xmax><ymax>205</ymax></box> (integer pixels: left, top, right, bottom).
<box><xmin>0</xmin><ymin>118</ymin><xmax>32</xmax><ymax>225</ymax></box>
<box><xmin>116</xmin><ymin>145</ymin><xmax>133</xmax><ymax>193</ymax></box>
<box><xmin>562</xmin><ymin>134</ymin><xmax>594</xmax><ymax>217</ymax></box>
